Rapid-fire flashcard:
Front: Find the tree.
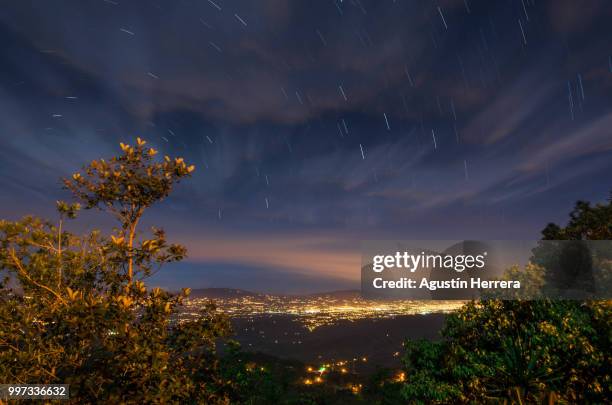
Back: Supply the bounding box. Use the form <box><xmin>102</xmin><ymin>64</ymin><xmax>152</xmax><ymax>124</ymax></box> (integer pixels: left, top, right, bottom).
<box><xmin>534</xmin><ymin>197</ymin><xmax>612</xmax><ymax>298</ymax></box>
<box><xmin>541</xmin><ymin>199</ymin><xmax>612</xmax><ymax>240</ymax></box>
<box><xmin>401</xmin><ymin>300</ymin><xmax>610</xmax><ymax>403</ymax></box>
<box><xmin>63</xmin><ymin>137</ymin><xmax>195</xmax><ymax>284</ymax></box>
<box><xmin>401</xmin><ymin>192</ymin><xmax>612</xmax><ymax>403</ymax></box>
<box><xmin>0</xmin><ymin>139</ymin><xmax>232</xmax><ymax>404</ymax></box>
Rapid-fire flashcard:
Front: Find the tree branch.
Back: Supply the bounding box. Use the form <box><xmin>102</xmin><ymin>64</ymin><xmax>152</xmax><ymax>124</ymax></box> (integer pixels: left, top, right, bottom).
<box><xmin>9</xmin><ymin>249</ymin><xmax>67</xmax><ymax>305</ymax></box>
<box><xmin>0</xmin><ymin>338</ymin><xmax>21</xmax><ymax>353</ymax></box>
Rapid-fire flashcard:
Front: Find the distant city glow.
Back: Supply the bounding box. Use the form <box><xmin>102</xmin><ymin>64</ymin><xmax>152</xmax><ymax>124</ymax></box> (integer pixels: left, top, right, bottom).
<box><xmin>179</xmin><ymin>294</ymin><xmax>465</xmax><ymax>331</ymax></box>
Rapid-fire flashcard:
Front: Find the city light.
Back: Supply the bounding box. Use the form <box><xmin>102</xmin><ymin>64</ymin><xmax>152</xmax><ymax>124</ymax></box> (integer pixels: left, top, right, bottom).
<box><xmin>179</xmin><ymin>295</ymin><xmax>464</xmax><ymax>331</ymax></box>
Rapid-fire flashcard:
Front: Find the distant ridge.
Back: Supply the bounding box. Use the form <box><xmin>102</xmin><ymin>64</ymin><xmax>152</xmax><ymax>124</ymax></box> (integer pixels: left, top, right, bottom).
<box><xmin>186</xmin><ymin>288</ymin><xmax>360</xmax><ymax>299</ymax></box>
<box><xmin>188</xmin><ymin>288</ymin><xmax>261</xmax><ymax>299</ymax></box>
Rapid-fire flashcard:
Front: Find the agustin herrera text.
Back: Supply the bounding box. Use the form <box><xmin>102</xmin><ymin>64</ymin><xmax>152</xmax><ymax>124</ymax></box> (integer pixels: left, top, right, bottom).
<box><xmin>372</xmin><ymin>277</ymin><xmax>521</xmax><ymax>290</ymax></box>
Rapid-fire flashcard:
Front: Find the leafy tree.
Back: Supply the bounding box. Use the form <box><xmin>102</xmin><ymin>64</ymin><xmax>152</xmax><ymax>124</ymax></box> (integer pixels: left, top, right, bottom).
<box><xmin>401</xmin><ymin>300</ymin><xmax>610</xmax><ymax>403</ymax></box>
<box><xmin>401</xmin><ymin>192</ymin><xmax>612</xmax><ymax>403</ymax></box>
<box><xmin>534</xmin><ymin>198</ymin><xmax>612</xmax><ymax>297</ymax></box>
<box><xmin>401</xmin><ymin>340</ymin><xmax>461</xmax><ymax>403</ymax></box>
<box><xmin>541</xmin><ymin>198</ymin><xmax>612</xmax><ymax>240</ymax></box>
<box><xmin>63</xmin><ymin>137</ymin><xmax>195</xmax><ymax>284</ymax></box>
<box><xmin>0</xmin><ymin>139</ymin><xmax>232</xmax><ymax>404</ymax></box>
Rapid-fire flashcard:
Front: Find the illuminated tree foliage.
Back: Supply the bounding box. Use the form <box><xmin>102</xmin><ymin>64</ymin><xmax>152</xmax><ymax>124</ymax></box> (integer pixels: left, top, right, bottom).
<box><xmin>402</xmin><ymin>300</ymin><xmax>609</xmax><ymax>403</ymax></box>
<box><xmin>63</xmin><ymin>137</ymin><xmax>195</xmax><ymax>284</ymax></box>
<box><xmin>401</xmin><ymin>194</ymin><xmax>612</xmax><ymax>404</ymax></box>
<box><xmin>0</xmin><ymin>139</ymin><xmax>232</xmax><ymax>404</ymax></box>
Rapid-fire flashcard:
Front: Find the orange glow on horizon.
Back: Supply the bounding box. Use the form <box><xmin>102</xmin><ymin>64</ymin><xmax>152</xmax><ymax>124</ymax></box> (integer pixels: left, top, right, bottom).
<box><xmin>180</xmin><ymin>233</ymin><xmax>361</xmax><ymax>281</ymax></box>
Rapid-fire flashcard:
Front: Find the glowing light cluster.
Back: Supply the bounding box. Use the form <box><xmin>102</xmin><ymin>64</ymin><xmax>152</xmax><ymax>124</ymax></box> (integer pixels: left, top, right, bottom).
<box><xmin>180</xmin><ymin>294</ymin><xmax>464</xmax><ymax>331</ymax></box>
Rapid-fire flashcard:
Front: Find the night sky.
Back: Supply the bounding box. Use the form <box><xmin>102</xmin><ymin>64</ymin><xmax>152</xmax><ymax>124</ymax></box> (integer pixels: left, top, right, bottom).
<box><xmin>1</xmin><ymin>0</ymin><xmax>611</xmax><ymax>293</ymax></box>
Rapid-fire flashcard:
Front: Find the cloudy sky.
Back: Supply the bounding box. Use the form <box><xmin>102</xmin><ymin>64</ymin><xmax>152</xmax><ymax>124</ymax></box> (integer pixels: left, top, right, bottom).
<box><xmin>1</xmin><ymin>0</ymin><xmax>611</xmax><ymax>293</ymax></box>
